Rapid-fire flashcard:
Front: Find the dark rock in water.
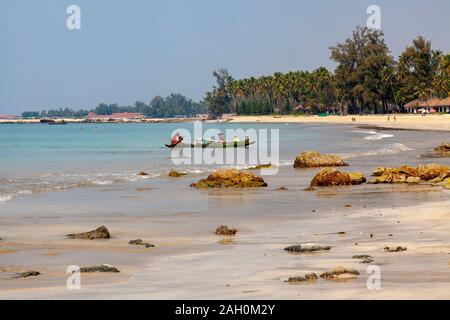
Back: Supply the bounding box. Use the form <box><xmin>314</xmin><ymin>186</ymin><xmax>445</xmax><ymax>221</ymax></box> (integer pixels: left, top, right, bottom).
<box><xmin>215</xmin><ymin>225</ymin><xmax>238</xmax><ymax>236</ymax></box>
<box><xmin>384</xmin><ymin>246</ymin><xmax>407</xmax><ymax>252</ymax></box>
<box><xmin>434</xmin><ymin>143</ymin><xmax>450</xmax><ymax>156</ymax></box>
<box><xmin>285</xmin><ymin>243</ymin><xmax>331</xmax><ymax>253</ymax></box>
<box><xmin>246</xmin><ymin>163</ymin><xmax>272</xmax><ymax>170</ymax></box>
<box><xmin>129</xmin><ymin>239</ymin><xmax>155</xmax><ymax>248</ymax></box>
<box><xmin>304</xmin><ymin>186</ymin><xmax>317</xmax><ymax>192</ymax></box>
<box><xmin>138</xmin><ymin>171</ymin><xmax>150</xmax><ymax>176</ymax></box>
<box><xmin>310</xmin><ymin>168</ymin><xmax>366</xmax><ymax>187</ymax></box>
<box><xmin>66</xmin><ymin>226</ymin><xmax>111</xmax><ymax>240</ymax></box>
<box><xmin>14</xmin><ymin>271</ymin><xmax>40</xmax><ymax>279</ymax></box>
<box><xmin>168</xmin><ymin>170</ymin><xmax>187</xmax><ymax>177</ymax></box>
<box><xmin>320</xmin><ymin>267</ymin><xmax>360</xmax><ymax>280</ymax></box>
<box><xmin>191</xmin><ymin>169</ymin><xmax>267</xmax><ymax>189</ymax></box>
<box><xmin>293</xmin><ymin>151</ymin><xmax>348</xmax><ymax>168</ymax></box>
<box><xmin>80</xmin><ymin>264</ymin><xmax>120</xmax><ymax>273</ymax></box>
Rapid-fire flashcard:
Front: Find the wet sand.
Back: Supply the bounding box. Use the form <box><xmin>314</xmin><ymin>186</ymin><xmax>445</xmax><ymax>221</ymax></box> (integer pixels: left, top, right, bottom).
<box><xmin>0</xmin><ymin>183</ymin><xmax>449</xmax><ymax>300</ymax></box>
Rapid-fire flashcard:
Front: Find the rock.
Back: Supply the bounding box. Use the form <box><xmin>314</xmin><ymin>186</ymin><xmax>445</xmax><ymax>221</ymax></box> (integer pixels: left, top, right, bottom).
<box><xmin>191</xmin><ymin>169</ymin><xmax>267</xmax><ymax>189</ymax></box>
<box><xmin>348</xmin><ymin>172</ymin><xmax>367</xmax><ymax>184</ymax></box>
<box><xmin>443</xmin><ymin>178</ymin><xmax>450</xmax><ymax>189</ymax></box>
<box><xmin>275</xmin><ymin>186</ymin><xmax>288</xmax><ymax>191</ymax></box>
<box><xmin>66</xmin><ymin>226</ymin><xmax>111</xmax><ymax>240</ymax></box>
<box><xmin>129</xmin><ymin>239</ymin><xmax>155</xmax><ymax>248</ymax></box>
<box><xmin>168</xmin><ymin>170</ymin><xmax>187</xmax><ymax>177</ymax></box>
<box><xmin>434</xmin><ymin>143</ymin><xmax>450</xmax><ymax>156</ymax></box>
<box><xmin>246</xmin><ymin>163</ymin><xmax>272</xmax><ymax>170</ymax></box>
<box><xmin>215</xmin><ymin>225</ymin><xmax>238</xmax><ymax>236</ymax></box>
<box><xmin>320</xmin><ymin>267</ymin><xmax>360</xmax><ymax>280</ymax></box>
<box><xmin>286</xmin><ymin>273</ymin><xmax>318</xmax><ymax>284</ymax></box>
<box><xmin>80</xmin><ymin>264</ymin><xmax>120</xmax><ymax>273</ymax></box>
<box><xmin>310</xmin><ymin>168</ymin><xmax>366</xmax><ymax>187</ymax></box>
<box><xmin>384</xmin><ymin>246</ymin><xmax>407</xmax><ymax>252</ymax></box>
<box><xmin>14</xmin><ymin>271</ymin><xmax>40</xmax><ymax>279</ymax></box>
<box><xmin>138</xmin><ymin>171</ymin><xmax>150</xmax><ymax>176</ymax></box>
<box><xmin>293</xmin><ymin>151</ymin><xmax>349</xmax><ymax>168</ymax></box>
<box><xmin>344</xmin><ymin>204</ymin><xmax>352</xmax><ymax>208</ymax></box>
<box><xmin>305</xmin><ymin>273</ymin><xmax>318</xmax><ymax>281</ymax></box>
<box><xmin>284</xmin><ymin>243</ymin><xmax>331</xmax><ymax>253</ymax></box>
<box><xmin>368</xmin><ymin>163</ymin><xmax>450</xmax><ymax>184</ymax></box>
<box><xmin>304</xmin><ymin>186</ymin><xmax>317</xmax><ymax>191</ymax></box>
<box><xmin>353</xmin><ymin>255</ymin><xmax>374</xmax><ymax>264</ymax></box>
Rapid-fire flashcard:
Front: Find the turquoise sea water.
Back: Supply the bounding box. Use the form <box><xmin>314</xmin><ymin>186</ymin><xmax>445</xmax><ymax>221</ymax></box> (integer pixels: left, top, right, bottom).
<box><xmin>0</xmin><ymin>122</ymin><xmax>447</xmax><ymax>203</ymax></box>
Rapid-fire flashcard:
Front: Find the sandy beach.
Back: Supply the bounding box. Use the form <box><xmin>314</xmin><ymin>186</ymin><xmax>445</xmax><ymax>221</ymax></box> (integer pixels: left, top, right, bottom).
<box><xmin>230</xmin><ymin>114</ymin><xmax>450</xmax><ymax>132</ymax></box>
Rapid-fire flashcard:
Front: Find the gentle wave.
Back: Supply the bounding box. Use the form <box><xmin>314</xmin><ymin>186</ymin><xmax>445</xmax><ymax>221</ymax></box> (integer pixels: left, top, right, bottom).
<box><xmin>339</xmin><ymin>143</ymin><xmax>414</xmax><ymax>159</ymax></box>
<box><xmin>352</xmin><ymin>130</ymin><xmax>394</xmax><ymax>141</ymax></box>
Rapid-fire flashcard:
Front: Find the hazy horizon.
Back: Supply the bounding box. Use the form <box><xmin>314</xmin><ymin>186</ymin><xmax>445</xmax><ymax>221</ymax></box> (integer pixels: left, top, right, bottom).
<box><xmin>1</xmin><ymin>0</ymin><xmax>449</xmax><ymax>114</ymax></box>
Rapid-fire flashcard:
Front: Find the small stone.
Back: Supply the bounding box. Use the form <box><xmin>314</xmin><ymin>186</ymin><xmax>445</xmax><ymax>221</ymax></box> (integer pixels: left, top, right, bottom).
<box><xmin>344</xmin><ymin>204</ymin><xmax>352</xmax><ymax>208</ymax></box>
<box><xmin>215</xmin><ymin>225</ymin><xmax>238</xmax><ymax>236</ymax></box>
<box><xmin>138</xmin><ymin>171</ymin><xmax>149</xmax><ymax>176</ymax></box>
<box><xmin>320</xmin><ymin>267</ymin><xmax>360</xmax><ymax>280</ymax></box>
<box><xmin>304</xmin><ymin>273</ymin><xmax>318</xmax><ymax>281</ymax></box>
<box><xmin>275</xmin><ymin>186</ymin><xmax>288</xmax><ymax>191</ymax></box>
<box><xmin>14</xmin><ymin>271</ymin><xmax>40</xmax><ymax>279</ymax></box>
<box><xmin>384</xmin><ymin>246</ymin><xmax>407</xmax><ymax>252</ymax></box>
<box><xmin>80</xmin><ymin>264</ymin><xmax>120</xmax><ymax>273</ymax></box>
<box><xmin>129</xmin><ymin>239</ymin><xmax>144</xmax><ymax>245</ymax></box>
<box><xmin>285</xmin><ymin>243</ymin><xmax>331</xmax><ymax>253</ymax></box>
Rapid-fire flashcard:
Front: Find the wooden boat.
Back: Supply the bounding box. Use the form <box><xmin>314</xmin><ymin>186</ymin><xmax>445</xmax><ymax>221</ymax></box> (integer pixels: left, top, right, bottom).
<box><xmin>166</xmin><ymin>138</ymin><xmax>254</xmax><ymax>149</ymax></box>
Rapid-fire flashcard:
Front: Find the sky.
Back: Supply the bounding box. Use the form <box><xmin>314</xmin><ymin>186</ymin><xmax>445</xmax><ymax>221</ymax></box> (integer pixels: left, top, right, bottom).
<box><xmin>1</xmin><ymin>0</ymin><xmax>449</xmax><ymax>114</ymax></box>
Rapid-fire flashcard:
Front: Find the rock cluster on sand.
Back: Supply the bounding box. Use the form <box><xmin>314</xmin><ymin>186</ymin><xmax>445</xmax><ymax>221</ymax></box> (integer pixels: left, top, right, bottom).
<box><xmin>168</xmin><ymin>170</ymin><xmax>187</xmax><ymax>177</ymax></box>
<box><xmin>190</xmin><ymin>169</ymin><xmax>267</xmax><ymax>189</ymax></box>
<box><xmin>287</xmin><ymin>273</ymin><xmax>318</xmax><ymax>283</ymax></box>
<box><xmin>80</xmin><ymin>264</ymin><xmax>120</xmax><ymax>273</ymax></box>
<box><xmin>319</xmin><ymin>267</ymin><xmax>360</xmax><ymax>280</ymax></box>
<box><xmin>14</xmin><ymin>271</ymin><xmax>40</xmax><ymax>279</ymax></box>
<box><xmin>368</xmin><ymin>163</ymin><xmax>450</xmax><ymax>184</ymax></box>
<box><xmin>434</xmin><ymin>143</ymin><xmax>450</xmax><ymax>156</ymax></box>
<box><xmin>310</xmin><ymin>168</ymin><xmax>366</xmax><ymax>187</ymax></box>
<box><xmin>384</xmin><ymin>246</ymin><xmax>407</xmax><ymax>252</ymax></box>
<box><xmin>352</xmin><ymin>255</ymin><xmax>374</xmax><ymax>264</ymax></box>
<box><xmin>284</xmin><ymin>243</ymin><xmax>331</xmax><ymax>253</ymax></box>
<box><xmin>293</xmin><ymin>151</ymin><xmax>348</xmax><ymax>168</ymax></box>
<box><xmin>215</xmin><ymin>225</ymin><xmax>238</xmax><ymax>236</ymax></box>
<box><xmin>129</xmin><ymin>239</ymin><xmax>155</xmax><ymax>248</ymax></box>
<box><xmin>66</xmin><ymin>226</ymin><xmax>111</xmax><ymax>240</ymax></box>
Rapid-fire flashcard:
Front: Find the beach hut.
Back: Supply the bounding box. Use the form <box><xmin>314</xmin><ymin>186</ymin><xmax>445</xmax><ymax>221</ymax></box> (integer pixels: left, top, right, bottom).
<box><xmin>405</xmin><ymin>98</ymin><xmax>450</xmax><ymax>114</ymax></box>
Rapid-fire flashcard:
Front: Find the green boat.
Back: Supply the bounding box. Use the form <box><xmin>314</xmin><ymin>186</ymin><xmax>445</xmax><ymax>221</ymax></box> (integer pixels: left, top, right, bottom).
<box><xmin>166</xmin><ymin>138</ymin><xmax>254</xmax><ymax>149</ymax></box>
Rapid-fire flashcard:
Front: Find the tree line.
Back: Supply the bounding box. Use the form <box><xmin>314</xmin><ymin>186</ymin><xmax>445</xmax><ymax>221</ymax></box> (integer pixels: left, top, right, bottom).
<box><xmin>22</xmin><ymin>93</ymin><xmax>207</xmax><ymax>119</ymax></box>
<box><xmin>205</xmin><ymin>26</ymin><xmax>450</xmax><ymax>116</ymax></box>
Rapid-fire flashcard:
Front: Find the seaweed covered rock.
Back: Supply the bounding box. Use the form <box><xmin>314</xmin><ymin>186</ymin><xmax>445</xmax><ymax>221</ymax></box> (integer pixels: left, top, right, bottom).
<box><xmin>14</xmin><ymin>271</ymin><xmax>40</xmax><ymax>279</ymax></box>
<box><xmin>434</xmin><ymin>143</ymin><xmax>450</xmax><ymax>156</ymax></box>
<box><xmin>246</xmin><ymin>163</ymin><xmax>272</xmax><ymax>170</ymax></box>
<box><xmin>66</xmin><ymin>226</ymin><xmax>111</xmax><ymax>240</ymax></box>
<box><xmin>320</xmin><ymin>267</ymin><xmax>360</xmax><ymax>280</ymax></box>
<box><xmin>168</xmin><ymin>170</ymin><xmax>187</xmax><ymax>177</ymax></box>
<box><xmin>368</xmin><ymin>163</ymin><xmax>450</xmax><ymax>184</ymax></box>
<box><xmin>310</xmin><ymin>168</ymin><xmax>366</xmax><ymax>187</ymax></box>
<box><xmin>284</xmin><ymin>243</ymin><xmax>331</xmax><ymax>253</ymax></box>
<box><xmin>294</xmin><ymin>151</ymin><xmax>348</xmax><ymax>168</ymax></box>
<box><xmin>80</xmin><ymin>264</ymin><xmax>120</xmax><ymax>273</ymax></box>
<box><xmin>191</xmin><ymin>169</ymin><xmax>267</xmax><ymax>189</ymax></box>
<box><xmin>215</xmin><ymin>225</ymin><xmax>238</xmax><ymax>236</ymax></box>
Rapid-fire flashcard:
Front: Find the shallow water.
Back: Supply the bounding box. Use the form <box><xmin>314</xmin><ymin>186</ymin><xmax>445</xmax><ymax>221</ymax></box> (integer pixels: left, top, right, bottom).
<box><xmin>1</xmin><ymin>122</ymin><xmax>448</xmax><ymax>204</ymax></box>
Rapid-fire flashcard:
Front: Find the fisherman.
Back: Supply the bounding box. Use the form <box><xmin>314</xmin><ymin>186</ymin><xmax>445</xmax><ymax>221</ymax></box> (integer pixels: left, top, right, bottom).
<box><xmin>170</xmin><ymin>132</ymin><xmax>183</xmax><ymax>146</ymax></box>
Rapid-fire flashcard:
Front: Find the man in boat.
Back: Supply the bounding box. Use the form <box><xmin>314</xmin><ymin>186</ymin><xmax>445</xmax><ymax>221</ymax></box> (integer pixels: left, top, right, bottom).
<box><xmin>170</xmin><ymin>133</ymin><xmax>183</xmax><ymax>147</ymax></box>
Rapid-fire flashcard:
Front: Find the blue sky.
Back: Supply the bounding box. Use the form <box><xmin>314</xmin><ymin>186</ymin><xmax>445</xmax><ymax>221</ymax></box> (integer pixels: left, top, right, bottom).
<box><xmin>1</xmin><ymin>0</ymin><xmax>449</xmax><ymax>114</ymax></box>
